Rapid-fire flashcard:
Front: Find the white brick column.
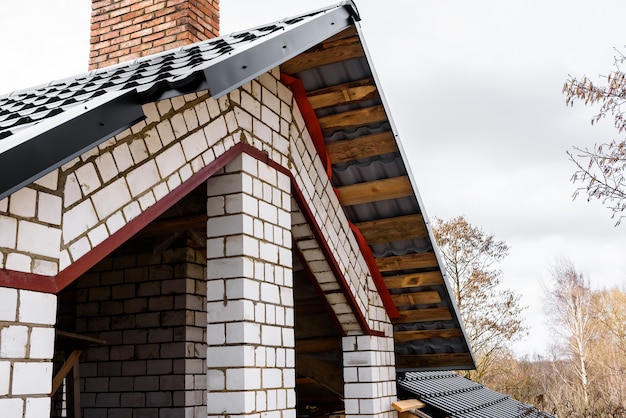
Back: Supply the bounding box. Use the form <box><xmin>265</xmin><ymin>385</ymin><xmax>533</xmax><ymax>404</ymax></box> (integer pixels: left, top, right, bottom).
<box><xmin>0</xmin><ymin>288</ymin><xmax>57</xmax><ymax>417</ymax></box>
<box><xmin>205</xmin><ymin>153</ymin><xmax>294</xmax><ymax>418</ymax></box>
<box><xmin>343</xmin><ymin>335</ymin><xmax>398</xmax><ymax>418</ymax></box>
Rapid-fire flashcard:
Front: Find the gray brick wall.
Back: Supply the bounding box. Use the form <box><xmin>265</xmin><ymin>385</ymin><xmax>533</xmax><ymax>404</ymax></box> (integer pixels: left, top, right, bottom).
<box><xmin>75</xmin><ymin>245</ymin><xmax>207</xmax><ymax>418</ymax></box>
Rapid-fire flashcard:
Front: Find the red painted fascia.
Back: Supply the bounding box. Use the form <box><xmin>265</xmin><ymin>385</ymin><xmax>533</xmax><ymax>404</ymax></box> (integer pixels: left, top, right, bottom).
<box><xmin>281</xmin><ymin>73</ymin><xmax>399</xmax><ymax>319</ymax></box>
<box><xmin>0</xmin><ymin>142</ymin><xmax>383</xmax><ymax>335</ymax></box>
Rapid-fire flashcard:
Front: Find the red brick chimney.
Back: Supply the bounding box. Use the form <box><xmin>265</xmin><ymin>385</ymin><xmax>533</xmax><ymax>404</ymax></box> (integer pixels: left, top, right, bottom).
<box><xmin>89</xmin><ymin>0</ymin><xmax>220</xmax><ymax>70</ymax></box>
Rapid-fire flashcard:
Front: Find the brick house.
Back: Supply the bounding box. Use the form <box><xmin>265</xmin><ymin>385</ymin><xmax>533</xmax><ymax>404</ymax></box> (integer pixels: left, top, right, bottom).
<box><xmin>0</xmin><ymin>1</ymin><xmax>474</xmax><ymax>417</ymax></box>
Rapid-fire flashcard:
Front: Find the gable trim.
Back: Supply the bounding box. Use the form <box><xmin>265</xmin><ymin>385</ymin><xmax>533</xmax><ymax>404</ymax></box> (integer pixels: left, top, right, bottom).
<box><xmin>0</xmin><ymin>142</ymin><xmax>382</xmax><ymax>336</ymax></box>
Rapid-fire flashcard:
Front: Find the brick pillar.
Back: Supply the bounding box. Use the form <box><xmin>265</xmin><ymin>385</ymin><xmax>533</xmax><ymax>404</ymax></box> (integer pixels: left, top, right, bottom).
<box><xmin>343</xmin><ymin>335</ymin><xmax>398</xmax><ymax>418</ymax></box>
<box><xmin>205</xmin><ymin>153</ymin><xmax>294</xmax><ymax>418</ymax></box>
<box><xmin>0</xmin><ymin>288</ymin><xmax>57</xmax><ymax>417</ymax></box>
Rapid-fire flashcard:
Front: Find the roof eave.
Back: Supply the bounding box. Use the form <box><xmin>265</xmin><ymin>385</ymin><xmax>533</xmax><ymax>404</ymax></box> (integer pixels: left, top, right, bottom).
<box><xmin>0</xmin><ymin>90</ymin><xmax>145</xmax><ymax>201</ymax></box>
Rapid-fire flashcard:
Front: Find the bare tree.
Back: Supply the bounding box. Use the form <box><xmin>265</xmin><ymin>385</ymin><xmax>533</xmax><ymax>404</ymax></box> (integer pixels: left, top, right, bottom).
<box><xmin>433</xmin><ymin>216</ymin><xmax>527</xmax><ymax>382</ymax></box>
<box><xmin>545</xmin><ymin>260</ymin><xmax>596</xmax><ymax>409</ymax></box>
<box><xmin>563</xmin><ymin>51</ymin><xmax>626</xmax><ymax>224</ymax></box>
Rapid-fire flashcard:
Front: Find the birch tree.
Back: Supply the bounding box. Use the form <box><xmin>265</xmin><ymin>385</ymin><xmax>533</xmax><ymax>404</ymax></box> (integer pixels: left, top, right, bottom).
<box><xmin>545</xmin><ymin>260</ymin><xmax>595</xmax><ymax>409</ymax></box>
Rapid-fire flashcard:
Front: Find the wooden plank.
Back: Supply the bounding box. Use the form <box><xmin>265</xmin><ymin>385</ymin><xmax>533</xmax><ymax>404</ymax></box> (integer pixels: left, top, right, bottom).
<box><xmin>51</xmin><ymin>350</ymin><xmax>83</xmax><ymax>395</ymax></box>
<box><xmin>375</xmin><ymin>252</ymin><xmax>438</xmax><ymax>272</ymax></box>
<box><xmin>391</xmin><ymin>291</ymin><xmax>441</xmax><ymax>307</ymax></box>
<box><xmin>383</xmin><ymin>272</ymin><xmax>444</xmax><ymax>289</ymax></box>
<box><xmin>296</xmin><ymin>337</ymin><xmax>342</xmax><ymax>354</ymax></box>
<box><xmin>392</xmin><ymin>399</ymin><xmax>427</xmax><ymax>412</ymax></box>
<box><xmin>56</xmin><ymin>330</ymin><xmax>107</xmax><ymax>345</ymax></box>
<box><xmin>393</xmin><ymin>328</ymin><xmax>464</xmax><ymax>342</ymax></box>
<box><xmin>318</xmin><ymin>105</ymin><xmax>387</xmax><ymax>131</ymax></box>
<box><xmin>327</xmin><ymin>132</ymin><xmax>398</xmax><ymax>164</ymax></box>
<box><xmin>307</xmin><ymin>78</ymin><xmax>377</xmax><ymax>109</ymax></box>
<box><xmin>395</xmin><ymin>352</ymin><xmax>475</xmax><ymax>369</ymax></box>
<box><xmin>281</xmin><ymin>36</ymin><xmax>364</xmax><ymax>74</ymax></box>
<box><xmin>394</xmin><ymin>307</ymin><xmax>452</xmax><ymax>324</ymax></box>
<box><xmin>354</xmin><ymin>214</ymin><xmax>426</xmax><ymax>244</ymax></box>
<box><xmin>336</xmin><ymin>176</ymin><xmax>412</xmax><ymax>207</ymax></box>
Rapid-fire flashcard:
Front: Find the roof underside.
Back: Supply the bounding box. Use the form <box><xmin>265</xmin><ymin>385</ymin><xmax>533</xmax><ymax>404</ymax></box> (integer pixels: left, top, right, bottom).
<box><xmin>0</xmin><ymin>1</ymin><xmax>474</xmax><ymax>371</ymax></box>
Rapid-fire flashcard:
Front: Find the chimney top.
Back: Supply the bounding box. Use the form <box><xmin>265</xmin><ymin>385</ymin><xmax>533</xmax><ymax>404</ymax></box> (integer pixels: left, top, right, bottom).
<box><xmin>89</xmin><ymin>0</ymin><xmax>220</xmax><ymax>70</ymax></box>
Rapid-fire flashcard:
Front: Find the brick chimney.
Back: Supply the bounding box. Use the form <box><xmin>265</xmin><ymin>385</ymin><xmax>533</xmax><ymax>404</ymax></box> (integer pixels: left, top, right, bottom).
<box><xmin>89</xmin><ymin>0</ymin><xmax>220</xmax><ymax>70</ymax></box>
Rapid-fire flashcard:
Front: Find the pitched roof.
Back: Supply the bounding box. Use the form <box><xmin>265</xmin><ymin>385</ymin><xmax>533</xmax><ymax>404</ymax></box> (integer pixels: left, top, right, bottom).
<box><xmin>397</xmin><ymin>371</ymin><xmax>555</xmax><ymax>418</ymax></box>
<box><xmin>0</xmin><ymin>1</ymin><xmax>474</xmax><ymax>371</ymax></box>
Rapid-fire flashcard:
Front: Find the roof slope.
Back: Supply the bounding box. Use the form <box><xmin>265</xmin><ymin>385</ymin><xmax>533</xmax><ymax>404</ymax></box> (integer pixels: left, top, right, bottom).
<box><xmin>0</xmin><ymin>1</ymin><xmax>474</xmax><ymax>371</ymax></box>
<box><xmin>397</xmin><ymin>371</ymin><xmax>555</xmax><ymax>418</ymax></box>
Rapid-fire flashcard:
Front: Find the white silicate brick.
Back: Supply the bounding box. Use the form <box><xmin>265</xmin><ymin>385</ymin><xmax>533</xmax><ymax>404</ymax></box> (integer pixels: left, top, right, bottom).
<box><xmin>91</xmin><ymin>178</ymin><xmax>131</xmax><ymax>220</ymax></box>
<box><xmin>33</xmin><ymin>169</ymin><xmax>59</xmax><ymax>191</ymax></box>
<box><xmin>75</xmin><ymin>162</ymin><xmax>101</xmax><ymax>196</ymax></box>
<box><xmin>5</xmin><ymin>253</ymin><xmax>32</xmax><ymax>272</ymax></box>
<box><xmin>112</xmin><ymin>143</ymin><xmax>134</xmax><ymax>172</ymax></box>
<box><xmin>126</xmin><ymin>159</ymin><xmax>161</xmax><ymax>197</ymax></box>
<box><xmin>29</xmin><ymin>327</ymin><xmax>56</xmax><ymax>359</ymax></box>
<box><xmin>63</xmin><ymin>173</ymin><xmax>82</xmax><ymax>207</ymax></box>
<box><xmin>0</xmin><ymin>215</ymin><xmax>17</xmax><ymax>248</ymax></box>
<box><xmin>12</xmin><ymin>362</ymin><xmax>53</xmax><ymax>395</ymax></box>
<box><xmin>226</xmin><ymin>368</ymin><xmax>261</xmax><ymax>391</ymax></box>
<box><xmin>24</xmin><ymin>397</ymin><xmax>51</xmax><ymax>418</ymax></box>
<box><xmin>0</xmin><ymin>399</ymin><xmax>23</xmax><ymax>417</ymax></box>
<box><xmin>0</xmin><ymin>288</ymin><xmax>17</xmax><ymax>321</ymax></box>
<box><xmin>9</xmin><ymin>187</ymin><xmax>36</xmax><ymax>218</ymax></box>
<box><xmin>37</xmin><ymin>193</ymin><xmax>62</xmax><ymax>225</ymax></box>
<box><xmin>0</xmin><ymin>361</ymin><xmax>9</xmax><ymax>395</ymax></box>
<box><xmin>155</xmin><ymin>143</ymin><xmax>186</xmax><ymax>178</ymax></box>
<box><xmin>0</xmin><ymin>325</ymin><xmax>28</xmax><ymax>358</ymax></box>
<box><xmin>18</xmin><ymin>290</ymin><xmax>57</xmax><ymax>325</ymax></box>
<box><xmin>17</xmin><ymin>221</ymin><xmax>61</xmax><ymax>259</ymax></box>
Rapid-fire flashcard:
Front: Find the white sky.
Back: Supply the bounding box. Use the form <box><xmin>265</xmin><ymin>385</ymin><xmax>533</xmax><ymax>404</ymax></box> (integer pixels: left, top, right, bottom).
<box><xmin>1</xmin><ymin>0</ymin><xmax>625</xmax><ymax>357</ymax></box>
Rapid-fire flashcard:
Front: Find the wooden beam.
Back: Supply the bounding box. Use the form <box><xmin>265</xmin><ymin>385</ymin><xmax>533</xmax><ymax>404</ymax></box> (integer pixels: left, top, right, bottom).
<box><xmin>391</xmin><ymin>291</ymin><xmax>441</xmax><ymax>307</ymax></box>
<box><xmin>56</xmin><ymin>330</ymin><xmax>107</xmax><ymax>345</ymax></box>
<box><xmin>297</xmin><ymin>355</ymin><xmax>344</xmax><ymax>396</ymax></box>
<box><xmin>51</xmin><ymin>350</ymin><xmax>83</xmax><ymax>395</ymax></box>
<box><xmin>393</xmin><ymin>328</ymin><xmax>464</xmax><ymax>342</ymax></box>
<box><xmin>281</xmin><ymin>36</ymin><xmax>364</xmax><ymax>74</ymax></box>
<box><xmin>375</xmin><ymin>252</ymin><xmax>438</xmax><ymax>272</ymax></box>
<box><xmin>336</xmin><ymin>176</ymin><xmax>412</xmax><ymax>207</ymax></box>
<box><xmin>307</xmin><ymin>78</ymin><xmax>377</xmax><ymax>109</ymax></box>
<box><xmin>383</xmin><ymin>272</ymin><xmax>444</xmax><ymax>289</ymax></box>
<box><xmin>392</xmin><ymin>399</ymin><xmax>427</xmax><ymax>412</ymax></box>
<box><xmin>327</xmin><ymin>131</ymin><xmax>398</xmax><ymax>164</ymax></box>
<box><xmin>354</xmin><ymin>214</ymin><xmax>427</xmax><ymax>244</ymax></box>
<box><xmin>318</xmin><ymin>105</ymin><xmax>387</xmax><ymax>131</ymax></box>
<box><xmin>296</xmin><ymin>337</ymin><xmax>342</xmax><ymax>354</ymax></box>
<box><xmin>395</xmin><ymin>352</ymin><xmax>475</xmax><ymax>369</ymax></box>
<box><xmin>394</xmin><ymin>307</ymin><xmax>452</xmax><ymax>324</ymax></box>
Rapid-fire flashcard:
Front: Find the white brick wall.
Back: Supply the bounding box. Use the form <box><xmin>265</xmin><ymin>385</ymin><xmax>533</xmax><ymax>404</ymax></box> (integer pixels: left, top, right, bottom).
<box><xmin>206</xmin><ymin>155</ymin><xmax>295</xmax><ymax>418</ymax></box>
<box><xmin>0</xmin><ymin>289</ymin><xmax>57</xmax><ymax>416</ymax></box>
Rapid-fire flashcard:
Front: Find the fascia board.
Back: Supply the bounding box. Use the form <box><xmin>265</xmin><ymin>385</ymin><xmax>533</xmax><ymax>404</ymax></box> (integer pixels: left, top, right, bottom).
<box><xmin>201</xmin><ymin>4</ymin><xmax>357</xmax><ymax>99</ymax></box>
<box><xmin>0</xmin><ymin>89</ymin><xmax>145</xmax><ymax>201</ymax></box>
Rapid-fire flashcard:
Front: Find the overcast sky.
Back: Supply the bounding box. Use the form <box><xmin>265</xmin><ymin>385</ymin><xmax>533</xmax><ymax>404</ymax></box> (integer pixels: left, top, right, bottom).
<box><xmin>1</xmin><ymin>0</ymin><xmax>625</xmax><ymax>357</ymax></box>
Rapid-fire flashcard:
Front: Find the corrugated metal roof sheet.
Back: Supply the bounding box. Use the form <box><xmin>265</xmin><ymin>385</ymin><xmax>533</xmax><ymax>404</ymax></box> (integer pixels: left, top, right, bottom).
<box><xmin>398</xmin><ymin>371</ymin><xmax>556</xmax><ymax>418</ymax></box>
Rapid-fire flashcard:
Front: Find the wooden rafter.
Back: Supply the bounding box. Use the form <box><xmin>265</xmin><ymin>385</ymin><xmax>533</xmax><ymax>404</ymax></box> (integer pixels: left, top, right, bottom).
<box><xmin>307</xmin><ymin>78</ymin><xmax>377</xmax><ymax>109</ymax></box>
<box><xmin>327</xmin><ymin>131</ymin><xmax>398</xmax><ymax>164</ymax></box>
<box><xmin>395</xmin><ymin>352</ymin><xmax>474</xmax><ymax>369</ymax></box>
<box><xmin>375</xmin><ymin>252</ymin><xmax>438</xmax><ymax>272</ymax></box>
<box><xmin>383</xmin><ymin>272</ymin><xmax>444</xmax><ymax>289</ymax></box>
<box><xmin>281</xmin><ymin>36</ymin><xmax>364</xmax><ymax>74</ymax></box>
<box><xmin>318</xmin><ymin>105</ymin><xmax>386</xmax><ymax>131</ymax></box>
<box><xmin>133</xmin><ymin>214</ymin><xmax>206</xmax><ymax>238</ymax></box>
<box><xmin>391</xmin><ymin>291</ymin><xmax>442</xmax><ymax>307</ymax></box>
<box><xmin>354</xmin><ymin>214</ymin><xmax>427</xmax><ymax>244</ymax></box>
<box><xmin>393</xmin><ymin>328</ymin><xmax>463</xmax><ymax>342</ymax></box>
<box><xmin>336</xmin><ymin>176</ymin><xmax>412</xmax><ymax>206</ymax></box>
<box><xmin>395</xmin><ymin>307</ymin><xmax>452</xmax><ymax>324</ymax></box>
